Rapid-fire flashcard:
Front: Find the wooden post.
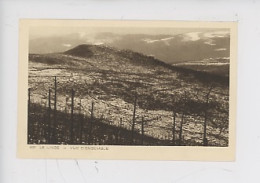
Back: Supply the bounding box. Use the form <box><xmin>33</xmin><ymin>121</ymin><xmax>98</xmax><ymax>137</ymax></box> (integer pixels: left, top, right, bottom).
<box><xmin>79</xmin><ymin>99</ymin><xmax>83</xmax><ymax>144</ymax></box>
<box><xmin>131</xmin><ymin>94</ymin><xmax>137</xmax><ymax>144</ymax></box>
<box><xmin>179</xmin><ymin>92</ymin><xmax>187</xmax><ymax>146</ymax></box>
<box><xmin>48</xmin><ymin>89</ymin><xmax>52</xmax><ymax>144</ymax></box>
<box><xmin>179</xmin><ymin>112</ymin><xmax>184</xmax><ymax>145</ymax></box>
<box><xmin>88</xmin><ymin>101</ymin><xmax>94</xmax><ymax>144</ymax></box>
<box><xmin>44</xmin><ymin>98</ymin><xmax>48</xmax><ymax>142</ymax></box>
<box><xmin>118</xmin><ymin>118</ymin><xmax>123</xmax><ymax>143</ymax></box>
<box><xmin>120</xmin><ymin>118</ymin><xmax>123</xmax><ymax>127</ymax></box>
<box><xmin>65</xmin><ymin>97</ymin><xmax>68</xmax><ymax>114</ymax></box>
<box><xmin>28</xmin><ymin>88</ymin><xmax>31</xmax><ymax>112</ymax></box>
<box><xmin>172</xmin><ymin>111</ymin><xmax>176</xmax><ymax>145</ymax></box>
<box><xmin>27</xmin><ymin>88</ymin><xmax>31</xmax><ymax>144</ymax></box>
<box><xmin>53</xmin><ymin>76</ymin><xmax>57</xmax><ymax>143</ymax></box>
<box><xmin>203</xmin><ymin>111</ymin><xmax>208</xmax><ymax>146</ymax></box>
<box><xmin>203</xmin><ymin>86</ymin><xmax>213</xmax><ymax>146</ymax></box>
<box><xmin>141</xmin><ymin>116</ymin><xmax>144</xmax><ymax>145</ymax></box>
<box><xmin>115</xmin><ymin>120</ymin><xmax>119</xmax><ymax>144</ymax></box>
<box><xmin>54</xmin><ymin>76</ymin><xmax>57</xmax><ymax>112</ymax></box>
<box><xmin>70</xmin><ymin>89</ymin><xmax>74</xmax><ymax>144</ymax></box>
<box><xmin>63</xmin><ymin>97</ymin><xmax>68</xmax><ymax>144</ymax></box>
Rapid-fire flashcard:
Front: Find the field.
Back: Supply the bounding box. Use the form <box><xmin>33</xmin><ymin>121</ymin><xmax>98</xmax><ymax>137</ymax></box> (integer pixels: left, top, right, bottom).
<box><xmin>28</xmin><ymin>44</ymin><xmax>229</xmax><ymax>146</ymax></box>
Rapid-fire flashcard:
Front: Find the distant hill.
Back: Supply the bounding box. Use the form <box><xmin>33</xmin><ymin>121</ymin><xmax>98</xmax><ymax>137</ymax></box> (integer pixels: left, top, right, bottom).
<box><xmin>173</xmin><ymin>57</ymin><xmax>230</xmax><ymax>77</ymax></box>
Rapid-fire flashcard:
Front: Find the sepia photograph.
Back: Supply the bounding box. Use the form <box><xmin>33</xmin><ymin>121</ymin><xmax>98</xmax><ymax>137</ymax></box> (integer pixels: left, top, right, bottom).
<box><xmin>18</xmin><ymin>20</ymin><xmax>237</xmax><ymax>160</ymax></box>
<box><xmin>2</xmin><ymin>0</ymin><xmax>259</xmax><ymax>182</ymax></box>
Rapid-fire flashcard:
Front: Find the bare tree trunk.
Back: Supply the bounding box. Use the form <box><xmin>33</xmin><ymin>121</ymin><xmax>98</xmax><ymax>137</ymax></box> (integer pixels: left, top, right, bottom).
<box><xmin>179</xmin><ymin>112</ymin><xmax>184</xmax><ymax>145</ymax></box>
<box><xmin>172</xmin><ymin>111</ymin><xmax>176</xmax><ymax>145</ymax></box>
<box><xmin>88</xmin><ymin>101</ymin><xmax>94</xmax><ymax>145</ymax></box>
<box><xmin>53</xmin><ymin>76</ymin><xmax>57</xmax><ymax>143</ymax></box>
<box><xmin>120</xmin><ymin>117</ymin><xmax>123</xmax><ymax>126</ymax></box>
<box><xmin>141</xmin><ymin>116</ymin><xmax>144</xmax><ymax>145</ymax></box>
<box><xmin>70</xmin><ymin>89</ymin><xmax>74</xmax><ymax>144</ymax></box>
<box><xmin>63</xmin><ymin>98</ymin><xmax>68</xmax><ymax>143</ymax></box>
<box><xmin>79</xmin><ymin>99</ymin><xmax>83</xmax><ymax>144</ymax></box>
<box><xmin>118</xmin><ymin>118</ymin><xmax>123</xmax><ymax>144</ymax></box>
<box><xmin>203</xmin><ymin>111</ymin><xmax>208</xmax><ymax>146</ymax></box>
<box><xmin>131</xmin><ymin>94</ymin><xmax>137</xmax><ymax>144</ymax></box>
<box><xmin>48</xmin><ymin>89</ymin><xmax>52</xmax><ymax>144</ymax></box>
<box><xmin>27</xmin><ymin>88</ymin><xmax>31</xmax><ymax>144</ymax></box>
<box><xmin>203</xmin><ymin>86</ymin><xmax>213</xmax><ymax>146</ymax></box>
<box><xmin>28</xmin><ymin>88</ymin><xmax>31</xmax><ymax>112</ymax></box>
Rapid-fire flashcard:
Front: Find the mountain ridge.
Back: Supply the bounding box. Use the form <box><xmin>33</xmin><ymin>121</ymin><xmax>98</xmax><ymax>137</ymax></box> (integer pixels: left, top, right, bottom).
<box><xmin>29</xmin><ymin>31</ymin><xmax>230</xmax><ymax>64</ymax></box>
<box><xmin>63</xmin><ymin>44</ymin><xmax>229</xmax><ymax>85</ymax></box>
<box><xmin>29</xmin><ymin>44</ymin><xmax>229</xmax><ymax>85</ymax></box>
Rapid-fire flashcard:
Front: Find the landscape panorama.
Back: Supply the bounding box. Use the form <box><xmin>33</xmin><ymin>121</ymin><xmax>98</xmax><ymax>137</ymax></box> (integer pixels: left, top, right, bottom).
<box><xmin>27</xmin><ymin>25</ymin><xmax>230</xmax><ymax>147</ymax></box>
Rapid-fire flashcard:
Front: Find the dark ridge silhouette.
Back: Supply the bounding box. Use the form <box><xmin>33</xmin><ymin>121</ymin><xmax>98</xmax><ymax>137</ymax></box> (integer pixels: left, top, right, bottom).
<box><xmin>64</xmin><ymin>44</ymin><xmax>94</xmax><ymax>57</ymax></box>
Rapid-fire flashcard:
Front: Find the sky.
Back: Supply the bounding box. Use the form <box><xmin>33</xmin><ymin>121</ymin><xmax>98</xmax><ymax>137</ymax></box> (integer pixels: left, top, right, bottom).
<box><xmin>29</xmin><ymin>26</ymin><xmax>230</xmax><ymax>64</ymax></box>
<box><xmin>29</xmin><ymin>26</ymin><xmax>229</xmax><ymax>40</ymax></box>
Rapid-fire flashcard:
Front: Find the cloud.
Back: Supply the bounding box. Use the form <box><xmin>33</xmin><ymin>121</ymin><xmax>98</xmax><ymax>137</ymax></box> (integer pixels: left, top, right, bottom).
<box><xmin>182</xmin><ymin>32</ymin><xmax>201</xmax><ymax>41</ymax></box>
<box><xmin>78</xmin><ymin>32</ymin><xmax>87</xmax><ymax>38</ymax></box>
<box><xmin>215</xmin><ymin>48</ymin><xmax>227</xmax><ymax>51</ymax></box>
<box><xmin>204</xmin><ymin>39</ymin><xmax>216</xmax><ymax>46</ymax></box>
<box><xmin>142</xmin><ymin>36</ymin><xmax>175</xmax><ymax>44</ymax></box>
<box><xmin>93</xmin><ymin>42</ymin><xmax>104</xmax><ymax>45</ymax></box>
<box><xmin>62</xmin><ymin>43</ymin><xmax>72</xmax><ymax>47</ymax></box>
<box><xmin>143</xmin><ymin>39</ymin><xmax>160</xmax><ymax>43</ymax></box>
<box><xmin>203</xmin><ymin>30</ymin><xmax>230</xmax><ymax>38</ymax></box>
<box><xmin>160</xmin><ymin>36</ymin><xmax>175</xmax><ymax>41</ymax></box>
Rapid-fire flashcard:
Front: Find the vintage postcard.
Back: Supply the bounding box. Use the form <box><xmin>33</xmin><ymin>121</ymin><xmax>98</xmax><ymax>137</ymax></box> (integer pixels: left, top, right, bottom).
<box><xmin>17</xmin><ymin>19</ymin><xmax>237</xmax><ymax>160</ymax></box>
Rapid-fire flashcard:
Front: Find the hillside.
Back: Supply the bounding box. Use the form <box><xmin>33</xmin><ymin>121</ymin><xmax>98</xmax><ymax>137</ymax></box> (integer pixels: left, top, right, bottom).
<box><xmin>28</xmin><ymin>44</ymin><xmax>229</xmax><ymax>146</ymax></box>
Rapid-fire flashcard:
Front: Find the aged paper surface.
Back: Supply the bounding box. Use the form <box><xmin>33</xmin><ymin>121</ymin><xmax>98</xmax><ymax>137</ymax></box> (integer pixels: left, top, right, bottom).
<box><xmin>17</xmin><ymin>19</ymin><xmax>237</xmax><ymax>160</ymax></box>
